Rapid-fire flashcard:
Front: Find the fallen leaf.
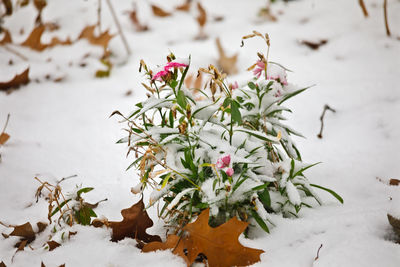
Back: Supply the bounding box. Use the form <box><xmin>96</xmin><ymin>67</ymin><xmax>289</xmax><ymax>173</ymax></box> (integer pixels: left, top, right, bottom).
<box><xmin>36</xmin><ymin>222</ymin><xmax>47</xmax><ymax>233</ymax></box>
<box><xmin>41</xmin><ymin>262</ymin><xmax>46</xmax><ymax>267</ymax></box>
<box><xmin>0</xmin><ymin>30</ymin><xmax>12</xmax><ymax>45</ymax></box>
<box><xmin>0</xmin><ymin>68</ymin><xmax>30</xmax><ymax>91</ymax></box>
<box><xmin>108</xmin><ymin>198</ymin><xmax>161</xmax><ymax>243</ymax></box>
<box><xmin>0</xmin><ymin>261</ymin><xmax>6</xmax><ymax>267</ymax></box>
<box><xmin>388</xmin><ymin>214</ymin><xmax>400</xmax><ymax>238</ymax></box>
<box><xmin>47</xmin><ymin>240</ymin><xmax>61</xmax><ymax>251</ymax></box>
<box><xmin>21</xmin><ymin>25</ymin><xmax>71</xmax><ymax>51</ymax></box>
<box><xmin>78</xmin><ymin>25</ymin><xmax>114</xmax><ymax>50</ymax></box>
<box><xmin>16</xmin><ymin>239</ymin><xmax>28</xmax><ymax>251</ymax></box>
<box><xmin>151</xmin><ymin>5</ymin><xmax>171</xmax><ymax>17</ymax></box>
<box><xmin>196</xmin><ymin>2</ymin><xmax>207</xmax><ymax>27</ymax></box>
<box><xmin>127</xmin><ymin>6</ymin><xmax>149</xmax><ymax>32</ymax></box>
<box><xmin>300</xmin><ymin>39</ymin><xmax>328</xmax><ymax>50</ymax></box>
<box><xmin>143</xmin><ymin>208</ymin><xmax>264</xmax><ymax>267</ymax></box>
<box><xmin>258</xmin><ymin>7</ymin><xmax>277</xmax><ymax>22</ymax></box>
<box><xmin>9</xmin><ymin>222</ymin><xmax>35</xmax><ymax>243</ymax></box>
<box><xmin>2</xmin><ymin>0</ymin><xmax>12</xmax><ymax>15</ymax></box>
<box><xmin>215</xmin><ymin>37</ymin><xmax>238</xmax><ymax>74</ymax></box>
<box><xmin>176</xmin><ymin>0</ymin><xmax>191</xmax><ymax>12</ymax></box>
<box><xmin>389</xmin><ymin>179</ymin><xmax>400</xmax><ymax>186</ymax></box>
<box><xmin>184</xmin><ymin>73</ymin><xmax>203</xmax><ymax>90</ymax></box>
<box><xmin>0</xmin><ymin>133</ymin><xmax>10</xmax><ymax>145</ymax></box>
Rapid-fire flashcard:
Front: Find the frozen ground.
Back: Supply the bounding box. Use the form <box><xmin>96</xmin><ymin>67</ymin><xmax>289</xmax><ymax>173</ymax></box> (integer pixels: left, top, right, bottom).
<box><xmin>0</xmin><ymin>0</ymin><xmax>400</xmax><ymax>266</ymax></box>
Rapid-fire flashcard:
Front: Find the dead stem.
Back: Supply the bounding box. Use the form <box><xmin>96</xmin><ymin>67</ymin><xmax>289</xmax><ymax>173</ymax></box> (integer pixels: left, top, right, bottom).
<box><xmin>317</xmin><ymin>104</ymin><xmax>336</xmax><ymax>139</ymax></box>
<box><xmin>383</xmin><ymin>0</ymin><xmax>391</xmax><ymax>37</ymax></box>
<box><xmin>105</xmin><ymin>0</ymin><xmax>131</xmax><ymax>55</ymax></box>
<box><xmin>358</xmin><ymin>0</ymin><xmax>369</xmax><ymax>17</ymax></box>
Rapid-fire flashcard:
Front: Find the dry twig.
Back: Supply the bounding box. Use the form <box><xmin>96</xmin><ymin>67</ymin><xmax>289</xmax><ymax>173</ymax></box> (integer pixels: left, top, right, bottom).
<box><xmin>383</xmin><ymin>0</ymin><xmax>391</xmax><ymax>37</ymax></box>
<box><xmin>314</xmin><ymin>244</ymin><xmax>323</xmax><ymax>260</ymax></box>
<box><xmin>358</xmin><ymin>0</ymin><xmax>369</xmax><ymax>17</ymax></box>
<box><xmin>317</xmin><ymin>104</ymin><xmax>336</xmax><ymax>139</ymax></box>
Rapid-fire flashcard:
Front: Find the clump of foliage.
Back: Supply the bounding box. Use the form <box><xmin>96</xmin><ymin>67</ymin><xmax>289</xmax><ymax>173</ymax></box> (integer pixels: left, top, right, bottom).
<box><xmin>116</xmin><ymin>31</ymin><xmax>342</xmax><ymax>233</ymax></box>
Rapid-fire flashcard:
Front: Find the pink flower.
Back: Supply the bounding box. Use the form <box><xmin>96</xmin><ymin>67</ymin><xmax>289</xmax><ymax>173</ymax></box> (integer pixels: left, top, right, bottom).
<box><xmin>226</xmin><ymin>167</ymin><xmax>234</xmax><ymax>177</ymax></box>
<box><xmin>152</xmin><ymin>60</ymin><xmax>188</xmax><ymax>81</ymax></box>
<box><xmin>221</xmin><ymin>155</ymin><xmax>231</xmax><ymax>167</ymax></box>
<box><xmin>152</xmin><ymin>69</ymin><xmax>169</xmax><ymax>81</ymax></box>
<box><xmin>165</xmin><ymin>62</ymin><xmax>188</xmax><ymax>70</ymax></box>
<box><xmin>231</xmin><ymin>81</ymin><xmax>239</xmax><ymax>90</ymax></box>
<box><xmin>216</xmin><ymin>155</ymin><xmax>231</xmax><ymax>169</ymax></box>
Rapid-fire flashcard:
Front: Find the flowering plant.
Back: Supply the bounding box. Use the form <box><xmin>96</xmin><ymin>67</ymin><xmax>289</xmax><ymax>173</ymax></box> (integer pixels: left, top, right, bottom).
<box><xmin>116</xmin><ymin>32</ymin><xmax>342</xmax><ymax>232</ymax></box>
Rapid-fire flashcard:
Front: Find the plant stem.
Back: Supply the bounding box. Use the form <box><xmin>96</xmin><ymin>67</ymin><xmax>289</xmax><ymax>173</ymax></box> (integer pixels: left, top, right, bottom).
<box><xmin>105</xmin><ymin>0</ymin><xmax>132</xmax><ymax>55</ymax></box>
<box><xmin>383</xmin><ymin>0</ymin><xmax>391</xmax><ymax>37</ymax></box>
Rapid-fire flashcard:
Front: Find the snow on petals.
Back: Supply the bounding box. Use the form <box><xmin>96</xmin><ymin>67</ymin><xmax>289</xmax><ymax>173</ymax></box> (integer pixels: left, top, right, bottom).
<box><xmin>216</xmin><ymin>154</ymin><xmax>231</xmax><ymax>169</ymax></box>
<box><xmin>152</xmin><ymin>58</ymin><xmax>189</xmax><ymax>81</ymax></box>
<box><xmin>252</xmin><ymin>61</ymin><xmax>288</xmax><ymax>85</ymax></box>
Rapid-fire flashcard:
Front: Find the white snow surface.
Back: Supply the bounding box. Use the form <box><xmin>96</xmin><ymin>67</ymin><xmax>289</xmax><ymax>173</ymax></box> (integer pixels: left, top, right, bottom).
<box><xmin>1</xmin><ymin>0</ymin><xmax>400</xmax><ymax>266</ymax></box>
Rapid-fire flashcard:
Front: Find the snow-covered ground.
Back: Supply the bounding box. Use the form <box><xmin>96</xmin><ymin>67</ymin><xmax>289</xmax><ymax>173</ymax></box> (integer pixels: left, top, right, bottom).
<box><xmin>1</xmin><ymin>0</ymin><xmax>400</xmax><ymax>266</ymax></box>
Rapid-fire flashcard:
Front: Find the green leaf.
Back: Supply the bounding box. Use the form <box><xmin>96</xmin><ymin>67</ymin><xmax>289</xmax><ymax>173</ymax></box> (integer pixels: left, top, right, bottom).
<box><xmin>177</xmin><ymin>90</ymin><xmax>187</xmax><ymax>109</ymax></box>
<box><xmin>293</xmin><ymin>162</ymin><xmax>321</xmax><ymax>178</ymax></box>
<box><xmin>77</xmin><ymin>187</ymin><xmax>94</xmax><ymax>198</ymax></box>
<box><xmin>278</xmin><ymin>86</ymin><xmax>311</xmax><ymax>105</ymax></box>
<box><xmin>51</xmin><ymin>199</ymin><xmax>71</xmax><ymax>216</ymax></box>
<box><xmin>310</xmin><ymin>184</ymin><xmax>344</xmax><ymax>204</ymax></box>
<box><xmin>248</xmin><ymin>82</ymin><xmax>256</xmax><ymax>90</ymax></box>
<box><xmin>250</xmin><ymin>210</ymin><xmax>269</xmax><ymax>233</ymax></box>
<box><xmin>258</xmin><ymin>188</ymin><xmax>271</xmax><ymax>208</ymax></box>
<box><xmin>230</xmin><ymin>100</ymin><xmax>242</xmax><ymax>124</ymax></box>
<box><xmin>289</xmin><ymin>159</ymin><xmax>295</xmax><ymax>178</ymax></box>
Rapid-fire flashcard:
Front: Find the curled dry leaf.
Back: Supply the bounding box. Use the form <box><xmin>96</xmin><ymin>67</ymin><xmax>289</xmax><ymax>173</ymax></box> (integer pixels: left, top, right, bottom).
<box><xmin>300</xmin><ymin>39</ymin><xmax>328</xmax><ymax>50</ymax></box>
<box><xmin>127</xmin><ymin>6</ymin><xmax>149</xmax><ymax>32</ymax></box>
<box><xmin>78</xmin><ymin>25</ymin><xmax>114</xmax><ymax>51</ymax></box>
<box><xmin>215</xmin><ymin>37</ymin><xmax>238</xmax><ymax>75</ymax></box>
<box><xmin>389</xmin><ymin>179</ymin><xmax>400</xmax><ymax>186</ymax></box>
<box><xmin>21</xmin><ymin>25</ymin><xmax>72</xmax><ymax>51</ymax></box>
<box><xmin>176</xmin><ymin>0</ymin><xmax>191</xmax><ymax>12</ymax></box>
<box><xmin>143</xmin><ymin>209</ymin><xmax>264</xmax><ymax>267</ymax></box>
<box><xmin>95</xmin><ymin>198</ymin><xmax>161</xmax><ymax>243</ymax></box>
<box><xmin>0</xmin><ymin>30</ymin><xmax>12</xmax><ymax>45</ymax></box>
<box><xmin>0</xmin><ymin>68</ymin><xmax>30</xmax><ymax>91</ymax></box>
<box><xmin>47</xmin><ymin>240</ymin><xmax>61</xmax><ymax>251</ymax></box>
<box><xmin>0</xmin><ymin>133</ymin><xmax>10</xmax><ymax>145</ymax></box>
<box><xmin>151</xmin><ymin>4</ymin><xmax>172</xmax><ymax>17</ymax></box>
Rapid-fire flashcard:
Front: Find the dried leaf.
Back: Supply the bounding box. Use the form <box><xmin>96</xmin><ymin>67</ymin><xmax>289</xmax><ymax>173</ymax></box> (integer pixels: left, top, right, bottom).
<box><xmin>143</xmin><ymin>209</ymin><xmax>264</xmax><ymax>267</ymax></box>
<box><xmin>47</xmin><ymin>240</ymin><xmax>60</xmax><ymax>251</ymax></box>
<box><xmin>300</xmin><ymin>39</ymin><xmax>328</xmax><ymax>50</ymax></box>
<box><xmin>0</xmin><ymin>261</ymin><xmax>6</xmax><ymax>267</ymax></box>
<box><xmin>0</xmin><ymin>68</ymin><xmax>30</xmax><ymax>91</ymax></box>
<box><xmin>21</xmin><ymin>25</ymin><xmax>71</xmax><ymax>51</ymax></box>
<box><xmin>16</xmin><ymin>239</ymin><xmax>28</xmax><ymax>251</ymax></box>
<box><xmin>2</xmin><ymin>0</ymin><xmax>12</xmax><ymax>15</ymax></box>
<box><xmin>78</xmin><ymin>25</ymin><xmax>114</xmax><ymax>50</ymax></box>
<box><xmin>41</xmin><ymin>262</ymin><xmax>46</xmax><ymax>267</ymax></box>
<box><xmin>176</xmin><ymin>0</ymin><xmax>191</xmax><ymax>12</ymax></box>
<box><xmin>0</xmin><ymin>30</ymin><xmax>12</xmax><ymax>45</ymax></box>
<box><xmin>36</xmin><ymin>222</ymin><xmax>47</xmax><ymax>233</ymax></box>
<box><xmin>388</xmin><ymin>214</ymin><xmax>400</xmax><ymax>238</ymax></box>
<box><xmin>0</xmin><ymin>133</ymin><xmax>10</xmax><ymax>145</ymax></box>
<box><xmin>151</xmin><ymin>5</ymin><xmax>171</xmax><ymax>17</ymax></box>
<box><xmin>389</xmin><ymin>179</ymin><xmax>400</xmax><ymax>186</ymax></box>
<box><xmin>9</xmin><ymin>222</ymin><xmax>35</xmax><ymax>242</ymax></box>
<box><xmin>128</xmin><ymin>7</ymin><xmax>149</xmax><ymax>32</ymax></box>
<box><xmin>215</xmin><ymin>37</ymin><xmax>238</xmax><ymax>75</ymax></box>
<box><xmin>108</xmin><ymin>198</ymin><xmax>161</xmax><ymax>243</ymax></box>
<box><xmin>196</xmin><ymin>2</ymin><xmax>207</xmax><ymax>27</ymax></box>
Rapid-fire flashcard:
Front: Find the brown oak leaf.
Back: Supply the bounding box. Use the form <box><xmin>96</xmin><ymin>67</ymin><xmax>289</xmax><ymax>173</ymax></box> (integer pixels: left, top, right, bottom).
<box><xmin>0</xmin><ymin>68</ymin><xmax>30</xmax><ymax>91</ymax></box>
<box><xmin>127</xmin><ymin>6</ymin><xmax>149</xmax><ymax>32</ymax></box>
<box><xmin>78</xmin><ymin>25</ymin><xmax>114</xmax><ymax>50</ymax></box>
<box><xmin>106</xmin><ymin>198</ymin><xmax>161</xmax><ymax>243</ymax></box>
<box><xmin>0</xmin><ymin>133</ymin><xmax>10</xmax><ymax>145</ymax></box>
<box><xmin>151</xmin><ymin>5</ymin><xmax>171</xmax><ymax>17</ymax></box>
<box><xmin>176</xmin><ymin>0</ymin><xmax>191</xmax><ymax>12</ymax></box>
<box><xmin>47</xmin><ymin>240</ymin><xmax>61</xmax><ymax>251</ymax></box>
<box><xmin>21</xmin><ymin>25</ymin><xmax>71</xmax><ymax>51</ymax></box>
<box><xmin>143</xmin><ymin>209</ymin><xmax>264</xmax><ymax>267</ymax></box>
<box><xmin>300</xmin><ymin>39</ymin><xmax>328</xmax><ymax>50</ymax></box>
<box><xmin>215</xmin><ymin>37</ymin><xmax>238</xmax><ymax>75</ymax></box>
<box><xmin>0</xmin><ymin>30</ymin><xmax>12</xmax><ymax>45</ymax></box>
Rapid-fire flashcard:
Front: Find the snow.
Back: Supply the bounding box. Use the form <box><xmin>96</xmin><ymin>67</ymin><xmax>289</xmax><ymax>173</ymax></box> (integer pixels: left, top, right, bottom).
<box><xmin>1</xmin><ymin>0</ymin><xmax>400</xmax><ymax>266</ymax></box>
